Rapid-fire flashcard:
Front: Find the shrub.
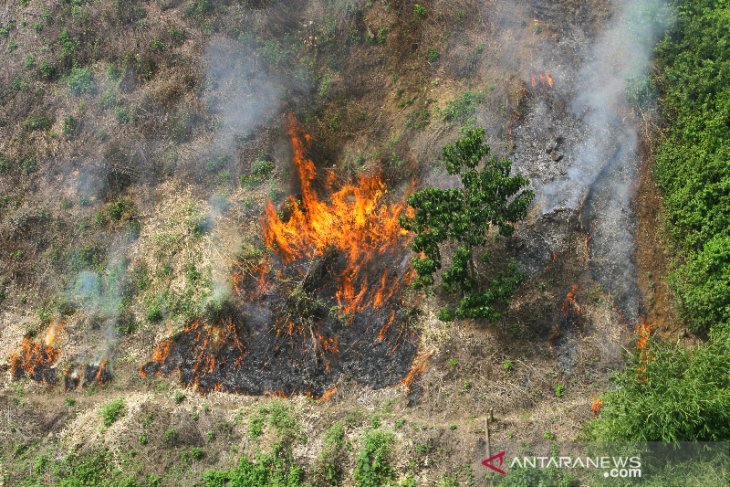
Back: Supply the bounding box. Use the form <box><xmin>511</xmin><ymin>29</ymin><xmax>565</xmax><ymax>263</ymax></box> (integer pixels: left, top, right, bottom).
<box><xmin>442</xmin><ymin>91</ymin><xmax>485</xmax><ymax>122</ymax></box>
<box><xmin>24</xmin><ymin>114</ymin><xmax>53</xmax><ymax>131</ymax></box>
<box><xmin>353</xmin><ymin>430</ymin><xmax>395</xmax><ymax>487</ymax></box>
<box><xmin>62</xmin><ymin>115</ymin><xmax>78</xmax><ymax>137</ymax></box>
<box><xmin>405</xmin><ymin>109</ymin><xmax>430</xmax><ymax>130</ymax></box>
<box><xmin>164</xmin><ymin>427</ymin><xmax>177</xmax><ymax>445</ymax></box>
<box><xmin>426</xmin><ymin>47</ymin><xmax>440</xmax><ymax>63</ymax></box>
<box><xmin>413</xmin><ymin>4</ymin><xmax>427</xmax><ymax>18</ymax></box>
<box><xmin>67</xmin><ymin>67</ymin><xmax>94</xmax><ymax>95</ymax></box>
<box><xmin>670</xmin><ymin>235</ymin><xmax>730</xmax><ymax>334</ymax></box>
<box><xmin>203</xmin><ymin>450</ymin><xmax>303</xmax><ymax>487</ymax></box>
<box><xmin>241</xmin><ymin>153</ymin><xmax>275</xmax><ymax>188</ymax></box>
<box><xmin>39</xmin><ymin>61</ymin><xmax>57</xmax><ymax>80</ymax></box>
<box><xmin>586</xmin><ymin>337</ymin><xmax>730</xmax><ymax>442</ymax></box>
<box><xmin>100</xmin><ymin>399</ymin><xmax>125</xmax><ymax>426</ymax></box>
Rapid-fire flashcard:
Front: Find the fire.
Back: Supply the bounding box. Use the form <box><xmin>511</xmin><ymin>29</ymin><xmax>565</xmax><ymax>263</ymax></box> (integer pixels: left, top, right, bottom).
<box><xmin>562</xmin><ymin>284</ymin><xmax>578</xmax><ymax>313</ymax></box>
<box><xmin>591</xmin><ymin>397</ymin><xmax>604</xmax><ymax>415</ymax></box>
<box><xmin>139</xmin><ymin>114</ymin><xmax>420</xmax><ymax>398</ymax></box>
<box><xmin>636</xmin><ymin>320</ymin><xmax>651</xmax><ymax>350</ymax></box>
<box><xmin>530</xmin><ymin>70</ymin><xmax>554</xmax><ymax>89</ymax></box>
<box><xmin>320</xmin><ymin>386</ymin><xmax>337</xmax><ymax>401</ymax></box>
<box><xmin>140</xmin><ymin>317</ymin><xmax>246</xmax><ymax>393</ymax></box>
<box><xmin>263</xmin><ymin>113</ymin><xmax>411</xmax><ymax>316</ymax></box>
<box><xmin>402</xmin><ymin>354</ymin><xmax>430</xmax><ymax>395</ymax></box>
<box><xmin>8</xmin><ymin>321</ymin><xmax>63</xmax><ymax>384</ymax></box>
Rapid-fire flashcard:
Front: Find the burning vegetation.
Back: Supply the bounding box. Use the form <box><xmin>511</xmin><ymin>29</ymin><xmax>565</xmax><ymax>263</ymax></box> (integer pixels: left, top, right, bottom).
<box><xmin>7</xmin><ymin>321</ymin><xmax>63</xmax><ymax>385</ymax></box>
<box><xmin>141</xmin><ymin>115</ymin><xmax>420</xmax><ymax>397</ymax></box>
<box><xmin>530</xmin><ymin>70</ymin><xmax>555</xmax><ymax>89</ymax></box>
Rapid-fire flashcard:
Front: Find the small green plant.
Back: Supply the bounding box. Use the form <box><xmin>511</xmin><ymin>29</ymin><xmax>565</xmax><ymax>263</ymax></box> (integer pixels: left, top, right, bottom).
<box><xmin>554</xmin><ymin>384</ymin><xmax>565</xmax><ymax>398</ymax></box>
<box><xmin>400</xmin><ymin>127</ymin><xmax>533</xmax><ymax>321</ymax></box>
<box><xmin>174</xmin><ymin>391</ymin><xmax>186</xmax><ymax>404</ymax></box>
<box><xmin>206</xmin><ymin>430</ymin><xmax>216</xmax><ymax>442</ymax></box>
<box><xmin>442</xmin><ymin>91</ymin><xmax>485</xmax><ymax>122</ymax></box>
<box><xmin>543</xmin><ymin>431</ymin><xmax>555</xmax><ymax>440</ymax></box>
<box><xmin>462</xmin><ymin>381</ymin><xmax>472</xmax><ymax>391</ymax></box>
<box><xmin>448</xmin><ymin>357</ymin><xmax>458</xmax><ymax>368</ymax></box>
<box><xmin>449</xmin><ymin>424</ymin><xmax>458</xmax><ymax>431</ymax></box>
<box><xmin>145</xmin><ymin>302</ymin><xmax>163</xmax><ymax>323</ymax></box>
<box><xmin>427</xmin><ymin>47</ymin><xmax>440</xmax><ymax>63</ymax></box>
<box><xmin>67</xmin><ymin>67</ymin><xmax>94</xmax><ymax>95</ymax></box>
<box><xmin>241</xmin><ymin>153</ymin><xmax>275</xmax><ymax>188</ymax></box>
<box><xmin>248</xmin><ymin>414</ymin><xmax>264</xmax><ymax>439</ymax></box>
<box><xmin>24</xmin><ymin>54</ymin><xmax>35</xmax><ymax>68</ymax></box>
<box><xmin>108</xmin><ymin>199</ymin><xmax>136</xmax><ymax>221</ymax></box>
<box><xmin>163</xmin><ymin>428</ymin><xmax>177</xmax><ymax>445</ymax></box>
<box><xmin>24</xmin><ymin>114</ymin><xmax>53</xmax><ymax>131</ymax></box>
<box><xmin>65</xmin><ymin>397</ymin><xmax>76</xmax><ymax>407</ymax></box>
<box><xmin>405</xmin><ymin>109</ymin><xmax>431</xmax><ymax>130</ymax></box>
<box><xmin>502</xmin><ymin>359</ymin><xmax>513</xmax><ymax>372</ymax></box>
<box><xmin>139</xmin><ymin>433</ymin><xmax>148</xmax><ymax>445</ymax></box>
<box><xmin>39</xmin><ymin>61</ymin><xmax>56</xmax><ymax>80</ymax></box>
<box><xmin>150</xmin><ymin>37</ymin><xmax>165</xmax><ymax>51</ymax></box>
<box><xmin>181</xmin><ymin>447</ymin><xmax>204</xmax><ymax>463</ymax></box>
<box><xmin>377</xmin><ymin>27</ymin><xmax>388</xmax><ymax>44</ymax></box>
<box><xmin>100</xmin><ymin>399</ymin><xmax>125</xmax><ymax>427</ymax></box>
<box><xmin>62</xmin><ymin>115</ymin><xmax>78</xmax><ymax>137</ymax></box>
<box><xmin>354</xmin><ymin>430</ymin><xmax>395</xmax><ymax>487</ymax></box>
<box><xmin>414</xmin><ymin>4</ymin><xmax>427</xmax><ymax>18</ymax></box>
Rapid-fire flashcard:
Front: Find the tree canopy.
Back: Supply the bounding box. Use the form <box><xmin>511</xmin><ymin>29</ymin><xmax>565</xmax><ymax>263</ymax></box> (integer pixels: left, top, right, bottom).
<box><xmin>400</xmin><ymin>127</ymin><xmax>534</xmax><ymax>321</ymax></box>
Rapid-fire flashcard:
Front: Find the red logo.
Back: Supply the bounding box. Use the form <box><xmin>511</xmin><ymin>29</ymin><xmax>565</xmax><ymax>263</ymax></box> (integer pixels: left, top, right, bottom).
<box><xmin>482</xmin><ymin>451</ymin><xmax>508</xmax><ymax>475</ymax></box>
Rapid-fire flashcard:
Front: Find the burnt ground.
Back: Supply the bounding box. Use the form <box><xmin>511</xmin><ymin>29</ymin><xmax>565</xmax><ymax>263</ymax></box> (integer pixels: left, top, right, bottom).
<box><xmin>0</xmin><ymin>0</ymin><xmax>668</xmax><ymax>484</ymax></box>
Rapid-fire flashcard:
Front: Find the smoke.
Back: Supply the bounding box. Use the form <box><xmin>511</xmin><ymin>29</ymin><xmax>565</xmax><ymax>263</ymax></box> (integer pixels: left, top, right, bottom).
<box><xmin>203</xmin><ymin>37</ymin><xmax>286</xmax><ymax>157</ymax></box>
<box><xmin>542</xmin><ymin>0</ymin><xmax>673</xmax><ymax>211</ymax></box>
<box><xmin>541</xmin><ymin>0</ymin><xmax>672</xmax><ymax>325</ymax></box>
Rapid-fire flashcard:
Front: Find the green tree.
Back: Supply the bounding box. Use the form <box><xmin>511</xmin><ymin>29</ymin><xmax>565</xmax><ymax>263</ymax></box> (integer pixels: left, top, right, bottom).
<box><xmin>400</xmin><ymin>127</ymin><xmax>534</xmax><ymax>321</ymax></box>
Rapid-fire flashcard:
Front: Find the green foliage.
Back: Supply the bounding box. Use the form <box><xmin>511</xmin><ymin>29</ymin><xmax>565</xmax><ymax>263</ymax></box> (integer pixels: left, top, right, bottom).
<box><xmin>413</xmin><ymin>4</ymin><xmax>427</xmax><ymax>18</ymax></box>
<box><xmin>203</xmin><ymin>449</ymin><xmax>303</xmax><ymax>487</ymax></box>
<box><xmin>353</xmin><ymin>430</ymin><xmax>395</xmax><ymax>487</ymax></box>
<box><xmin>314</xmin><ymin>422</ymin><xmax>347</xmax><ymax>486</ymax></box>
<box><xmin>62</xmin><ymin>115</ymin><xmax>78</xmax><ymax>137</ymax></box>
<box><xmin>553</xmin><ymin>383</ymin><xmax>565</xmax><ymax>398</ymax></box>
<box><xmin>52</xmin><ymin>450</ymin><xmax>132</xmax><ymax>486</ymax></box>
<box><xmin>39</xmin><ymin>61</ymin><xmax>57</xmax><ymax>80</ymax></box>
<box><xmin>24</xmin><ymin>114</ymin><xmax>53</xmax><ymax>131</ymax></box>
<box><xmin>241</xmin><ymin>153</ymin><xmax>275</xmax><ymax>188</ymax></box>
<box><xmin>405</xmin><ymin>109</ymin><xmax>430</xmax><ymax>130</ymax></box>
<box><xmin>654</xmin><ymin>0</ymin><xmax>730</xmax><ymax>333</ymax></box>
<box><xmin>586</xmin><ymin>338</ymin><xmax>730</xmax><ymax>442</ymax></box>
<box><xmin>108</xmin><ymin>199</ymin><xmax>136</xmax><ymax>221</ymax></box>
<box><xmin>164</xmin><ymin>427</ymin><xmax>177</xmax><ymax>445</ymax></box>
<box><xmin>400</xmin><ymin>127</ymin><xmax>533</xmax><ymax>321</ymax></box>
<box><xmin>181</xmin><ymin>447</ymin><xmax>204</xmax><ymax>463</ymax></box>
<box><xmin>441</xmin><ymin>91</ymin><xmax>485</xmax><ymax>123</ymax></box>
<box><xmin>100</xmin><ymin>399</ymin><xmax>125</xmax><ymax>427</ymax></box>
<box><xmin>670</xmin><ymin>236</ymin><xmax>730</xmax><ymax>334</ymax></box>
<box><xmin>67</xmin><ymin>67</ymin><xmax>95</xmax><ymax>95</ymax></box>
<box><xmin>426</xmin><ymin>47</ymin><xmax>440</xmax><ymax>63</ymax></box>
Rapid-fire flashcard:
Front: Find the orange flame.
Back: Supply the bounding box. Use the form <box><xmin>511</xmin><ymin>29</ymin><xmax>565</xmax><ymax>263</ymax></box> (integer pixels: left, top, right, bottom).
<box><xmin>636</xmin><ymin>321</ymin><xmax>651</xmax><ymax>350</ymax></box>
<box><xmin>263</xmin><ymin>114</ymin><xmax>410</xmax><ymax>316</ymax></box>
<box><xmin>95</xmin><ymin>357</ymin><xmax>109</xmax><ymax>384</ymax></box>
<box><xmin>591</xmin><ymin>397</ymin><xmax>604</xmax><ymax>415</ymax></box>
<box><xmin>320</xmin><ymin>386</ymin><xmax>337</xmax><ymax>401</ymax></box>
<box><xmin>402</xmin><ymin>354</ymin><xmax>430</xmax><ymax>395</ymax></box>
<box><xmin>562</xmin><ymin>284</ymin><xmax>578</xmax><ymax>313</ymax></box>
<box><xmin>8</xmin><ymin>321</ymin><xmax>63</xmax><ymax>383</ymax></box>
<box><xmin>530</xmin><ymin>71</ymin><xmax>554</xmax><ymax>89</ymax></box>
